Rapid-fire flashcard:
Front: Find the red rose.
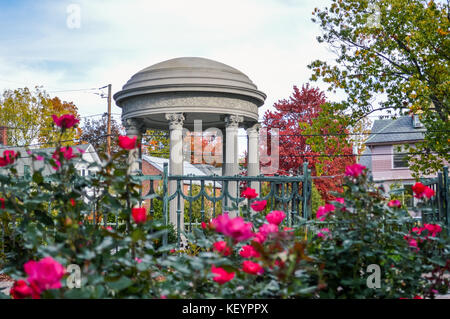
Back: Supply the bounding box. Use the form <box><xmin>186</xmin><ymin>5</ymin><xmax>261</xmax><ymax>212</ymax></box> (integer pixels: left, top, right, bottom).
<box><xmin>52</xmin><ymin>114</ymin><xmax>79</xmax><ymax>129</ymax></box>
<box><xmin>0</xmin><ymin>150</ymin><xmax>17</xmax><ymax>167</ymax></box>
<box><xmin>10</xmin><ymin>280</ymin><xmax>33</xmax><ymax>299</ymax></box>
<box><xmin>213</xmin><ymin>241</ymin><xmax>232</xmax><ymax>256</ymax></box>
<box><xmin>412</xmin><ymin>182</ymin><xmax>427</xmax><ymax>198</ymax></box>
<box><xmin>265</xmin><ymin>210</ymin><xmax>286</xmax><ymax>225</ymax></box>
<box><xmin>70</xmin><ymin>198</ymin><xmax>76</xmax><ymax>207</ymax></box>
<box><xmin>241</xmin><ymin>187</ymin><xmax>258</xmax><ymax>199</ymax></box>
<box><xmin>0</xmin><ymin>197</ymin><xmax>4</xmax><ymax>209</ymax></box>
<box><xmin>242</xmin><ymin>260</ymin><xmax>264</xmax><ymax>275</ymax></box>
<box><xmin>239</xmin><ymin>245</ymin><xmax>260</xmax><ymax>258</ymax></box>
<box><xmin>131</xmin><ymin>207</ymin><xmax>147</xmax><ymax>224</ymax></box>
<box><xmin>118</xmin><ymin>135</ymin><xmax>137</xmax><ymax>150</ymax></box>
<box><xmin>250</xmin><ymin>200</ymin><xmax>267</xmax><ymax>212</ymax></box>
<box><xmin>211</xmin><ymin>265</ymin><xmax>235</xmax><ymax>284</ymax></box>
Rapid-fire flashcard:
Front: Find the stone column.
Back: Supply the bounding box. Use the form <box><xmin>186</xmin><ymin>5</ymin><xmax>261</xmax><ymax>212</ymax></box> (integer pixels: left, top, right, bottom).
<box><xmin>246</xmin><ymin>123</ymin><xmax>261</xmax><ymax>195</ymax></box>
<box><xmin>123</xmin><ymin>118</ymin><xmax>144</xmax><ymax>176</ymax></box>
<box><xmin>223</xmin><ymin>114</ymin><xmax>243</xmax><ymax>217</ymax></box>
<box><xmin>165</xmin><ymin>113</ymin><xmax>185</xmax><ymax>232</ymax></box>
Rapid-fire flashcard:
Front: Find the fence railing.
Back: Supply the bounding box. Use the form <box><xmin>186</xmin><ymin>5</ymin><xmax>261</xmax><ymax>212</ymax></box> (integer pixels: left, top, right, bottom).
<box><xmin>137</xmin><ymin>162</ymin><xmax>313</xmax><ymax>248</ymax></box>
<box><xmin>389</xmin><ymin>167</ymin><xmax>449</xmax><ymax>234</ymax></box>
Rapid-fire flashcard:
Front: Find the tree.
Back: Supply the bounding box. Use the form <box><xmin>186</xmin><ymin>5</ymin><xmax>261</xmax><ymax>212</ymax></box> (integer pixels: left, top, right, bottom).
<box><xmin>142</xmin><ymin>130</ymin><xmax>170</xmax><ymax>159</ymax></box>
<box><xmin>38</xmin><ymin>96</ymin><xmax>81</xmax><ymax>147</ymax></box>
<box><xmin>262</xmin><ymin>84</ymin><xmax>355</xmax><ymax>201</ymax></box>
<box><xmin>0</xmin><ymin>87</ymin><xmax>80</xmax><ymax>147</ymax></box>
<box><xmin>79</xmin><ymin>113</ymin><xmax>123</xmax><ymax>156</ymax></box>
<box><xmin>308</xmin><ymin>0</ymin><xmax>449</xmax><ymax>176</ymax></box>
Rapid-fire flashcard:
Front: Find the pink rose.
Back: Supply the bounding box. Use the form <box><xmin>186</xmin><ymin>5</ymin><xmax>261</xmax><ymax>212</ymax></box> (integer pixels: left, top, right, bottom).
<box><xmin>118</xmin><ymin>135</ymin><xmax>137</xmax><ymax>150</ymax></box>
<box><xmin>317</xmin><ymin>228</ymin><xmax>330</xmax><ymax>238</ymax></box>
<box><xmin>259</xmin><ymin>223</ymin><xmax>278</xmax><ymax>237</ymax></box>
<box><xmin>24</xmin><ymin>257</ymin><xmax>65</xmax><ymax>292</ymax></box>
<box><xmin>316</xmin><ymin>204</ymin><xmax>335</xmax><ymax>221</ymax></box>
<box><xmin>345</xmin><ymin>163</ymin><xmax>366</xmax><ymax>178</ymax></box>
<box><xmin>265</xmin><ymin>211</ymin><xmax>286</xmax><ymax>225</ymax></box>
<box><xmin>52</xmin><ymin>114</ymin><xmax>79</xmax><ymax>129</ymax></box>
<box><xmin>424</xmin><ymin>224</ymin><xmax>442</xmax><ymax>237</ymax></box>
<box><xmin>388</xmin><ymin>200</ymin><xmax>402</xmax><ymax>208</ymax></box>
<box><xmin>211</xmin><ymin>213</ymin><xmax>254</xmax><ymax>242</ymax></box>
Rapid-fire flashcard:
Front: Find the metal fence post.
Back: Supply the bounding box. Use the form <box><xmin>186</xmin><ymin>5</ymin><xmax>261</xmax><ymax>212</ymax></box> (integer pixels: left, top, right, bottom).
<box><xmin>302</xmin><ymin>162</ymin><xmax>310</xmax><ymax>220</ymax></box>
<box><xmin>162</xmin><ymin>162</ymin><xmax>169</xmax><ymax>247</ymax></box>
<box><xmin>443</xmin><ymin>166</ymin><xmax>449</xmax><ymax>236</ymax></box>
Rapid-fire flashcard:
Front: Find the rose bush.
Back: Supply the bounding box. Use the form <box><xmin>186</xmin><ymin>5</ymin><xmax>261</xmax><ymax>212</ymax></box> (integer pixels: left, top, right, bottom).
<box><xmin>0</xmin><ymin>114</ymin><xmax>449</xmax><ymax>299</ymax></box>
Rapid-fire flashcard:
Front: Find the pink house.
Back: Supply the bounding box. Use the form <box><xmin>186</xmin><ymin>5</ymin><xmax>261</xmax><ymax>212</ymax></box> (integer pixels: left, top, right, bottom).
<box><xmin>360</xmin><ymin>115</ymin><xmax>435</xmax><ymax>210</ymax></box>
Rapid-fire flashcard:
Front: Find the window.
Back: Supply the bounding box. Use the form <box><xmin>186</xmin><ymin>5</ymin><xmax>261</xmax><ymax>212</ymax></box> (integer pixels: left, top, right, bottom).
<box><xmin>393</xmin><ymin>145</ymin><xmax>408</xmax><ymax>168</ymax></box>
<box><xmin>413</xmin><ymin>115</ymin><xmax>423</xmax><ymax>128</ymax></box>
<box><xmin>402</xmin><ymin>184</ymin><xmax>414</xmax><ymax>208</ymax></box>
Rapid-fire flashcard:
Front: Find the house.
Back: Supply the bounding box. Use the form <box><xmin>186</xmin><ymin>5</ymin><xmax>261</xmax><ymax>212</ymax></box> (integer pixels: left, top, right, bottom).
<box><xmin>141</xmin><ymin>155</ymin><xmax>222</xmax><ymax>214</ymax></box>
<box><xmin>360</xmin><ymin>114</ymin><xmax>435</xmax><ymax>209</ymax></box>
<box><xmin>0</xmin><ymin>143</ymin><xmax>101</xmax><ymax>177</ymax></box>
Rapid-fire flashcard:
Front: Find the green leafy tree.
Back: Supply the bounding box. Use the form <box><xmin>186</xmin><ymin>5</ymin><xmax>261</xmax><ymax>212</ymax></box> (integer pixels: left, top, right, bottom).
<box><xmin>0</xmin><ymin>87</ymin><xmax>80</xmax><ymax>147</ymax></box>
<box><xmin>308</xmin><ymin>0</ymin><xmax>449</xmax><ymax>176</ymax></box>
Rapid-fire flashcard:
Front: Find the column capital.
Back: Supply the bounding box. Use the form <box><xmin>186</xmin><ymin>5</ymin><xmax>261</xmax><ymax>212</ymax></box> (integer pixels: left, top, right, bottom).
<box><xmin>165</xmin><ymin>113</ymin><xmax>185</xmax><ymax>130</ymax></box>
<box><xmin>224</xmin><ymin>114</ymin><xmax>244</xmax><ymax>129</ymax></box>
<box><xmin>122</xmin><ymin>118</ymin><xmax>145</xmax><ymax>136</ymax></box>
<box><xmin>245</xmin><ymin>123</ymin><xmax>261</xmax><ymax>136</ymax></box>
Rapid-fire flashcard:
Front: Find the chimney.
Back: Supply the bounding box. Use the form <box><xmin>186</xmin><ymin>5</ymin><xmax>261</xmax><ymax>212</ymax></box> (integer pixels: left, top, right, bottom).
<box><xmin>0</xmin><ymin>126</ymin><xmax>7</xmax><ymax>146</ymax></box>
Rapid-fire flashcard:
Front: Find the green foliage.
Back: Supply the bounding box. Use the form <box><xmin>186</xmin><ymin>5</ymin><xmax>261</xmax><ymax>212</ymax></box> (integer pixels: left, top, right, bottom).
<box><xmin>308</xmin><ymin>0</ymin><xmax>449</xmax><ymax>176</ymax></box>
<box><xmin>0</xmin><ymin>123</ymin><xmax>449</xmax><ymax>299</ymax></box>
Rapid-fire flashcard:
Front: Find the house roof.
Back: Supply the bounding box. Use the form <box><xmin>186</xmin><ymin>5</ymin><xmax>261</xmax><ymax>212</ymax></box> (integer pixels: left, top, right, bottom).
<box><xmin>142</xmin><ymin>155</ymin><xmax>222</xmax><ymax>187</ymax></box>
<box><xmin>0</xmin><ymin>144</ymin><xmax>100</xmax><ymax>176</ymax></box>
<box><xmin>365</xmin><ymin>116</ymin><xmax>425</xmax><ymax>145</ymax></box>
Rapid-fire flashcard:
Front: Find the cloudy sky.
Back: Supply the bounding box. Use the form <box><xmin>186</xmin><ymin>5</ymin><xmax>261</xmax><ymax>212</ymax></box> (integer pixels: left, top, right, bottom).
<box><xmin>0</xmin><ymin>0</ymin><xmax>341</xmax><ymax>118</ymax></box>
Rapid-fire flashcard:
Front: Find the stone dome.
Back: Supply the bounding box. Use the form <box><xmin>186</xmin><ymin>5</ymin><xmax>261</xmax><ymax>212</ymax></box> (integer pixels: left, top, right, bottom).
<box><xmin>114</xmin><ymin>57</ymin><xmax>266</xmax><ymax>130</ymax></box>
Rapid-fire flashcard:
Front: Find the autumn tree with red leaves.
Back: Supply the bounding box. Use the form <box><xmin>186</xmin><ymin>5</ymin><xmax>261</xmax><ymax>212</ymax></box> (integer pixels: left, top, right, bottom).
<box><xmin>262</xmin><ymin>84</ymin><xmax>355</xmax><ymax>201</ymax></box>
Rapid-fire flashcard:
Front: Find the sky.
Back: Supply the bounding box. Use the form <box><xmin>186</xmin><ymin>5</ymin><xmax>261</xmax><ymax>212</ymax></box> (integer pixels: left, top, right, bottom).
<box><xmin>0</xmin><ymin>0</ymin><xmax>343</xmax><ymax>150</ymax></box>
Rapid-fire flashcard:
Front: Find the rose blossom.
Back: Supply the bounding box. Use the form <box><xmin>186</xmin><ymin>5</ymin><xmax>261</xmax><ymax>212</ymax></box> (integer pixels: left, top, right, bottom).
<box><xmin>213</xmin><ymin>241</ymin><xmax>232</xmax><ymax>256</ymax></box>
<box><xmin>239</xmin><ymin>245</ymin><xmax>260</xmax><ymax>258</ymax></box>
<box><xmin>211</xmin><ymin>213</ymin><xmax>254</xmax><ymax>242</ymax></box>
<box><xmin>242</xmin><ymin>260</ymin><xmax>264</xmax><ymax>275</ymax></box>
<box><xmin>52</xmin><ymin>114</ymin><xmax>79</xmax><ymax>129</ymax></box>
<box><xmin>259</xmin><ymin>223</ymin><xmax>278</xmax><ymax>237</ymax></box>
<box><xmin>250</xmin><ymin>200</ymin><xmax>267</xmax><ymax>212</ymax></box>
<box><xmin>316</xmin><ymin>204</ymin><xmax>335</xmax><ymax>221</ymax></box>
<box><xmin>345</xmin><ymin>163</ymin><xmax>366</xmax><ymax>178</ymax></box>
<box><xmin>412</xmin><ymin>182</ymin><xmax>434</xmax><ymax>199</ymax></box>
<box><xmin>424</xmin><ymin>224</ymin><xmax>442</xmax><ymax>237</ymax></box>
<box><xmin>0</xmin><ymin>150</ymin><xmax>17</xmax><ymax>167</ymax></box>
<box><xmin>118</xmin><ymin>135</ymin><xmax>137</xmax><ymax>150</ymax></box>
<box><xmin>0</xmin><ymin>197</ymin><xmax>4</xmax><ymax>209</ymax></box>
<box><xmin>211</xmin><ymin>265</ymin><xmax>235</xmax><ymax>284</ymax></box>
<box><xmin>131</xmin><ymin>207</ymin><xmax>147</xmax><ymax>224</ymax></box>
<box><xmin>241</xmin><ymin>187</ymin><xmax>258</xmax><ymax>199</ymax></box>
<box><xmin>24</xmin><ymin>257</ymin><xmax>65</xmax><ymax>291</ymax></box>
<box><xmin>317</xmin><ymin>228</ymin><xmax>330</xmax><ymax>238</ymax></box>
<box><xmin>388</xmin><ymin>199</ymin><xmax>402</xmax><ymax>208</ymax></box>
<box><xmin>265</xmin><ymin>211</ymin><xmax>286</xmax><ymax>225</ymax></box>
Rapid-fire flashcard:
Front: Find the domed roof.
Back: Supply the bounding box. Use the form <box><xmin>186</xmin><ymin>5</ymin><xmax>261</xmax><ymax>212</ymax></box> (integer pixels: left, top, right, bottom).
<box><xmin>114</xmin><ymin>57</ymin><xmax>266</xmax><ymax>106</ymax></box>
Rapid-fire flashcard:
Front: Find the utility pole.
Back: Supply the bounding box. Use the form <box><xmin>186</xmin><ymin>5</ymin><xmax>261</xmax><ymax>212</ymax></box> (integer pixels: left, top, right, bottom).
<box><xmin>106</xmin><ymin>84</ymin><xmax>112</xmax><ymax>156</ymax></box>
